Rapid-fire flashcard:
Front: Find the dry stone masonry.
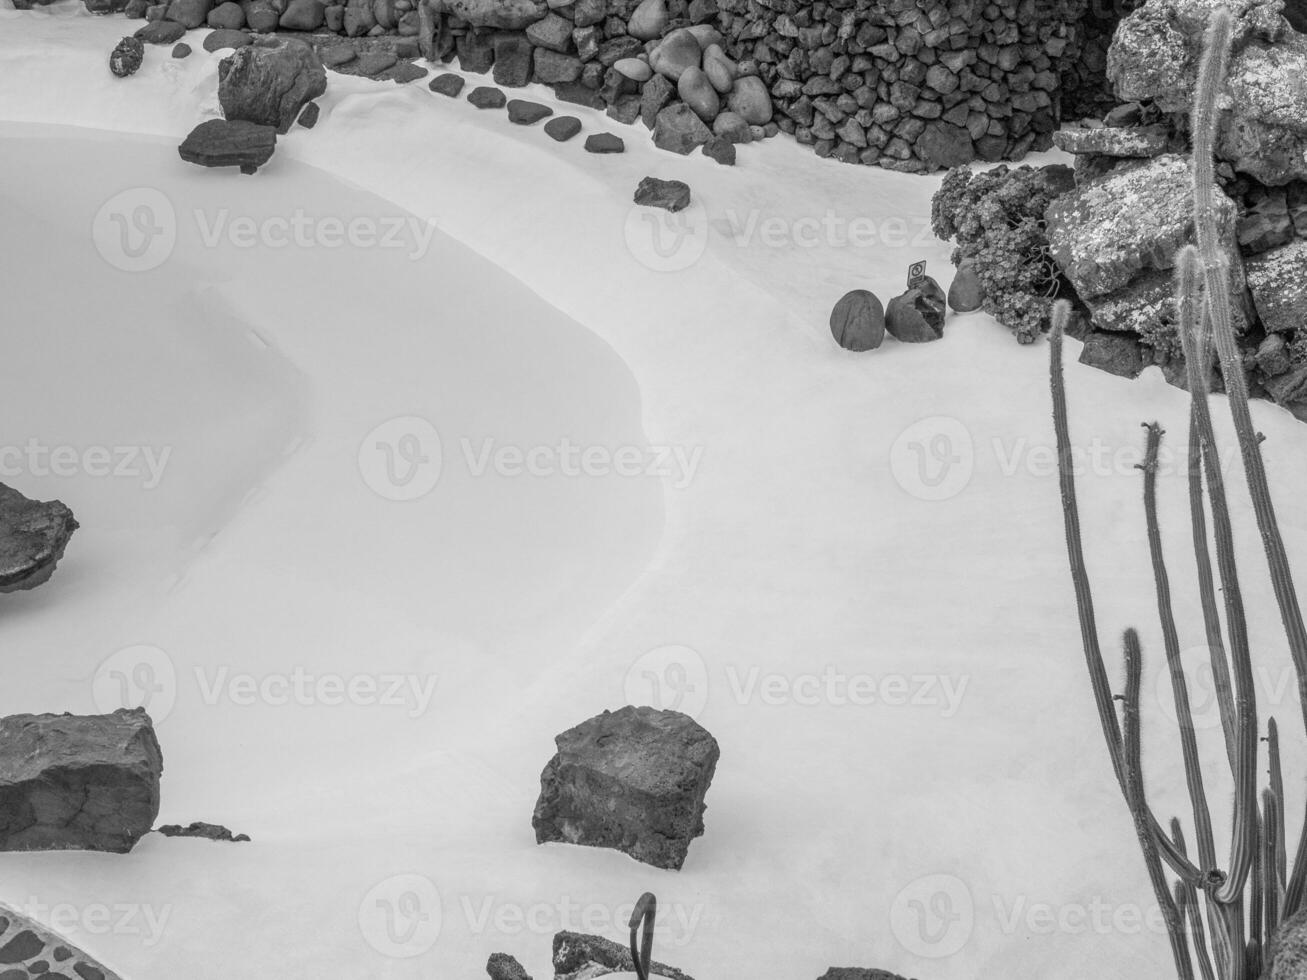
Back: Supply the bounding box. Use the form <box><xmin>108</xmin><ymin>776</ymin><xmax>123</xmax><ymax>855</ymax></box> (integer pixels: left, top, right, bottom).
<box><xmin>84</xmin><ymin>0</ymin><xmax>1129</xmax><ymax>170</ymax></box>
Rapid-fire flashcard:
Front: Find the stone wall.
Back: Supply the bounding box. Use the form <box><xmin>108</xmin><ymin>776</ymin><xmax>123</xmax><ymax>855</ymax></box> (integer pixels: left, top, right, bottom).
<box><xmin>89</xmin><ymin>0</ymin><xmax>1111</xmax><ymax>170</ymax></box>
<box><xmin>716</xmin><ymin>0</ymin><xmax>1091</xmax><ymax>171</ymax></box>
<box><xmin>0</xmin><ymin>904</ymin><xmax>125</xmax><ymax>980</ymax></box>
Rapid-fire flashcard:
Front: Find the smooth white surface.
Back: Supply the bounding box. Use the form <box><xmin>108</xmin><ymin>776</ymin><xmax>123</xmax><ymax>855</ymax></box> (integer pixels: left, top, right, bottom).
<box><xmin>1</xmin><ymin>7</ymin><xmax>1306</xmax><ymax>980</ymax></box>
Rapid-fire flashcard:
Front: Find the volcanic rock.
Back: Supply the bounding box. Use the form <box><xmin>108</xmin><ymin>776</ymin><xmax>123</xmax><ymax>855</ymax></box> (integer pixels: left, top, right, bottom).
<box><xmin>0</xmin><ymin>709</ymin><xmax>162</xmax><ymax>853</ymax></box>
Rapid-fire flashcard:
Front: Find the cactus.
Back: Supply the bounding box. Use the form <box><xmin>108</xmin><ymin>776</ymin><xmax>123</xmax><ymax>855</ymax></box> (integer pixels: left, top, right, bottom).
<box><xmin>1049</xmin><ymin>8</ymin><xmax>1307</xmax><ymax>978</ymax></box>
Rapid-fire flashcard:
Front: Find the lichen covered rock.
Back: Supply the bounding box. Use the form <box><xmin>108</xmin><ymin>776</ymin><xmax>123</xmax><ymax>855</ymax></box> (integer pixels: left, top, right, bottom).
<box><xmin>1246</xmin><ymin>238</ymin><xmax>1307</xmax><ymax>333</ymax></box>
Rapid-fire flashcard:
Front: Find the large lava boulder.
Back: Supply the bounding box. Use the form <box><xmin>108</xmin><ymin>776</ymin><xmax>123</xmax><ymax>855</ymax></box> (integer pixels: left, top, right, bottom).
<box><xmin>0</xmin><ymin>708</ymin><xmax>163</xmax><ymax>853</ymax></box>
<box><xmin>532</xmin><ymin>705</ymin><xmax>719</xmax><ymax>871</ymax></box>
<box><xmin>218</xmin><ymin>38</ymin><xmax>326</xmax><ymax>134</ymax></box>
<box><xmin>0</xmin><ymin>483</ymin><xmax>77</xmax><ymax>594</ymax></box>
<box><xmin>179</xmin><ymin>118</ymin><xmax>277</xmax><ymax>173</ymax></box>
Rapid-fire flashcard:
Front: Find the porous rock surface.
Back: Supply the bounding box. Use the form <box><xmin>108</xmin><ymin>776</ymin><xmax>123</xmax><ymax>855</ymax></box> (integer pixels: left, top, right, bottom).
<box><xmin>532</xmin><ymin>705</ymin><xmax>718</xmax><ymax>871</ymax></box>
<box><xmin>553</xmin><ymin>930</ymin><xmax>695</xmax><ymax>980</ymax></box>
<box><xmin>0</xmin><ymin>708</ymin><xmax>163</xmax><ymax>854</ymax></box>
<box><xmin>218</xmin><ymin>38</ymin><xmax>327</xmax><ymax>133</ymax></box>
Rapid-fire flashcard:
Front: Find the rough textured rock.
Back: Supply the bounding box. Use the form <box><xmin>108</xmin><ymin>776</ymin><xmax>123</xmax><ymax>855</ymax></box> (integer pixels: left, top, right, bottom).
<box><xmin>532</xmin><ymin>706</ymin><xmax>719</xmax><ymax>870</ymax></box>
<box><xmin>0</xmin><ymin>709</ymin><xmax>163</xmax><ymax>853</ymax></box>
<box><xmin>157</xmin><ymin>821</ymin><xmax>250</xmax><ymax>842</ymax></box>
<box><xmin>885</xmin><ymin>278</ymin><xmax>947</xmax><ymax>343</ymax></box>
<box><xmin>432</xmin><ymin>0</ymin><xmax>545</xmax><ymax>29</ymax></box>
<box><xmin>0</xmin><ymin>484</ymin><xmax>77</xmax><ymax>594</ymax></box>
<box><xmin>1079</xmin><ymin>330</ymin><xmax>1146</xmax><ymax>378</ymax></box>
<box><xmin>178</xmin><ymin>118</ymin><xmax>277</xmax><ymax>173</ymax></box>
<box><xmin>1046</xmin><ymin>154</ymin><xmax>1237</xmax><ymax>298</ymax></box>
<box><xmin>1220</xmin><ymin>33</ymin><xmax>1307</xmax><ymax>184</ymax></box>
<box><xmin>110</xmin><ymin>36</ymin><xmax>146</xmax><ymax>77</ymax></box>
<box><xmin>634</xmin><ymin>176</ymin><xmax>690</xmax><ymax>212</ymax></box>
<box><xmin>486</xmin><ymin>953</ymin><xmax>532</xmax><ymax>980</ymax></box>
<box><xmin>1246</xmin><ymin>239</ymin><xmax>1307</xmax><ymax>333</ymax></box>
<box><xmin>817</xmin><ymin>971</ymin><xmax>913</xmax><ymax>980</ymax></box>
<box><xmin>702</xmin><ymin>134</ymin><xmax>735</xmax><ymax>164</ymax></box>
<box><xmin>553</xmin><ymin>931</ymin><xmax>695</xmax><ymax>980</ymax></box>
<box><xmin>218</xmin><ymin>39</ymin><xmax>327</xmax><ymax>134</ymax></box>
<box><xmin>1053</xmin><ymin>125</ymin><xmax>1170</xmax><ymax>158</ymax></box>
<box><xmin>544</xmin><ymin>115</ymin><xmax>582</xmax><ymax>141</ymax></box>
<box><xmin>830</xmin><ymin>290</ymin><xmax>885</xmax><ymax>352</ymax></box>
<box><xmin>492</xmin><ymin>32</ymin><xmax>533</xmax><ymax>87</ymax></box>
<box><xmin>653</xmin><ymin>102</ymin><xmax>712</xmax><ymax>154</ymax></box>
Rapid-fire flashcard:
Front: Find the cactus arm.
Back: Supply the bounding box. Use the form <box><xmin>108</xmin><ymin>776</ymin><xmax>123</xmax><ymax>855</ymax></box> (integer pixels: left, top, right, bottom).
<box><xmin>1173</xmin><ymin>820</ymin><xmax>1220</xmax><ymax>980</ymax></box>
<box><xmin>1122</xmin><ymin>628</ymin><xmax>1195</xmax><ymax>980</ymax></box>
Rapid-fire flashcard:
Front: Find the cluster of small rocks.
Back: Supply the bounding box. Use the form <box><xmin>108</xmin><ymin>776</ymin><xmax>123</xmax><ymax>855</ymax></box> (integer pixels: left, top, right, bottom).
<box><xmin>1040</xmin><ymin>0</ymin><xmax>1307</xmax><ymax>416</ymax></box>
<box><xmin>0</xmin><ymin>905</ymin><xmax>124</xmax><ymax>980</ymax></box>
<box><xmin>828</xmin><ymin>268</ymin><xmax>979</xmax><ymax>353</ymax></box>
<box><xmin>430</xmin><ymin>73</ymin><xmax>627</xmax><ymax>148</ymax></box>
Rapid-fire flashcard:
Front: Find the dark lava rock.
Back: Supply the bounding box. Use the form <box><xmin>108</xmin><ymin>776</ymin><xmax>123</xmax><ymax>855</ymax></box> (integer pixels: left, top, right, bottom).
<box><xmin>110</xmin><ymin>36</ymin><xmax>145</xmax><ymax>77</ymax></box>
<box><xmin>584</xmin><ymin>132</ymin><xmax>625</xmax><ymax>153</ymax></box>
<box><xmin>157</xmin><ymin>821</ymin><xmax>250</xmax><ymax>842</ymax></box>
<box><xmin>551</xmin><ymin>81</ymin><xmax>605</xmax><ymax>110</ymax></box>
<box><xmin>544</xmin><ymin>115</ymin><xmax>582</xmax><ymax>142</ymax></box>
<box><xmin>487</xmin><ymin>952</ymin><xmax>532</xmax><ymax>980</ymax></box>
<box><xmin>1078</xmin><ymin>331</ymin><xmax>1146</xmax><ymax>379</ymax></box>
<box><xmin>319</xmin><ymin>44</ymin><xmax>357</xmax><ymax>68</ymax></box>
<box><xmin>702</xmin><ymin>134</ymin><xmax>734</xmax><ymax>165</ymax></box>
<box><xmin>0</xmin><ymin>708</ymin><xmax>162</xmax><ymax>853</ymax></box>
<box><xmin>653</xmin><ymin>102</ymin><xmax>711</xmax><ymax>155</ymax></box>
<box><xmin>171</xmin><ymin>41</ymin><xmax>192</xmax><ymax>57</ymax></box>
<box><xmin>507</xmin><ymin>99</ymin><xmax>553</xmax><ymax>125</ymax></box>
<box><xmin>640</xmin><ymin>73</ymin><xmax>675</xmax><ymax>129</ymax></box>
<box><xmin>532</xmin><ymin>705</ymin><xmax>719</xmax><ymax>870</ymax></box>
<box><xmin>203</xmin><ymin>28</ymin><xmax>251</xmax><ymax>51</ymax></box>
<box><xmin>297</xmin><ymin>101</ymin><xmax>319</xmax><ymax>129</ymax></box>
<box><xmin>135</xmin><ymin>19</ymin><xmax>187</xmax><ymax>43</ymax></box>
<box><xmin>218</xmin><ymin>38</ymin><xmax>327</xmax><ymax>134</ymax></box>
<box><xmin>634</xmin><ymin>176</ymin><xmax>690</xmax><ymax>212</ymax></box>
<box><xmin>885</xmin><ymin>278</ymin><xmax>946</xmax><ymax>343</ymax></box>
<box><xmin>492</xmin><ymin>32</ymin><xmax>533</xmax><ymax>88</ymax></box>
<box><xmin>178</xmin><ymin>118</ymin><xmax>277</xmax><ymax>174</ymax></box>
<box><xmin>206</xmin><ymin>0</ymin><xmax>244</xmax><ymax>26</ymax></box>
<box><xmin>817</xmin><ymin>971</ymin><xmax>913</xmax><ymax>980</ymax></box>
<box><xmin>429</xmin><ymin>73</ymin><xmax>465</xmax><ymax>97</ymax></box>
<box><xmin>0</xmin><ymin>484</ymin><xmax>77</xmax><ymax>594</ymax></box>
<box><xmin>829</xmin><ymin>290</ymin><xmax>885</xmax><ymax>352</ymax></box>
<box><xmin>947</xmin><ymin>260</ymin><xmax>984</xmax><ymax>313</ymax></box>
<box><xmin>553</xmin><ymin>931</ymin><xmax>695</xmax><ymax>980</ymax></box>
<box><xmin>468</xmin><ymin>85</ymin><xmax>507</xmax><ymax>109</ymax></box>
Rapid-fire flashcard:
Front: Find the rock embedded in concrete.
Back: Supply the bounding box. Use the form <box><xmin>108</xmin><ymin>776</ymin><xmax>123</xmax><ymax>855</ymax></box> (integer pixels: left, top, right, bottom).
<box><xmin>0</xmin><ymin>708</ymin><xmax>163</xmax><ymax>853</ymax></box>
<box><xmin>532</xmin><ymin>705</ymin><xmax>719</xmax><ymax>870</ymax></box>
<box><xmin>0</xmin><ymin>483</ymin><xmax>78</xmax><ymax>594</ymax></box>
<box><xmin>179</xmin><ymin>118</ymin><xmax>277</xmax><ymax>173</ymax></box>
<box><xmin>553</xmin><ymin>931</ymin><xmax>695</xmax><ymax>980</ymax></box>
<box><xmin>218</xmin><ymin>38</ymin><xmax>327</xmax><ymax>133</ymax></box>
<box><xmin>830</xmin><ymin>289</ymin><xmax>886</xmax><ymax>352</ymax></box>
<box><xmin>633</xmin><ymin>176</ymin><xmax>691</xmax><ymax>212</ymax></box>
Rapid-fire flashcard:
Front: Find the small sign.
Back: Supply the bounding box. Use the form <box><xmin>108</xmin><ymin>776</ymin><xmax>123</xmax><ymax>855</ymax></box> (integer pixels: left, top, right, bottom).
<box><xmin>907</xmin><ymin>260</ymin><xmax>927</xmax><ymax>290</ymax></box>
